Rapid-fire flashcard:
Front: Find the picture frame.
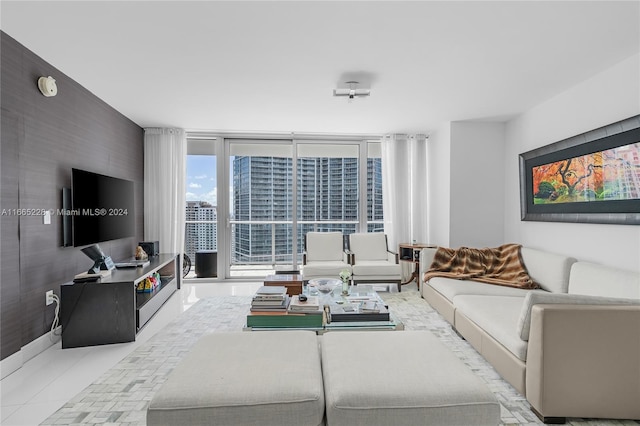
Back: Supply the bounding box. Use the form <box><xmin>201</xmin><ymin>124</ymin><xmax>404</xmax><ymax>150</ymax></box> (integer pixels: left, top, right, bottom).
<box><xmin>519</xmin><ymin>115</ymin><xmax>640</xmax><ymax>225</ymax></box>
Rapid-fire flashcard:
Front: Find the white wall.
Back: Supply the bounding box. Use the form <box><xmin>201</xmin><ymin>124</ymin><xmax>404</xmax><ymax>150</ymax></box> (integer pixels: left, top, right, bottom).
<box><xmin>427</xmin><ymin>122</ymin><xmax>451</xmax><ymax>247</ymax></box>
<box><xmin>427</xmin><ymin>121</ymin><xmax>506</xmax><ymax>248</ymax></box>
<box><xmin>504</xmin><ymin>53</ymin><xmax>640</xmax><ymax>272</ymax></box>
<box><xmin>450</xmin><ymin>121</ymin><xmax>505</xmax><ymax>248</ymax></box>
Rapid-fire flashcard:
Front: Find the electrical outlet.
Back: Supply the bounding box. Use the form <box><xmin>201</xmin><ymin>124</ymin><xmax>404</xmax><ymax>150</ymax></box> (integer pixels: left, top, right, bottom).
<box><xmin>46</xmin><ymin>290</ymin><xmax>54</xmax><ymax>306</ymax></box>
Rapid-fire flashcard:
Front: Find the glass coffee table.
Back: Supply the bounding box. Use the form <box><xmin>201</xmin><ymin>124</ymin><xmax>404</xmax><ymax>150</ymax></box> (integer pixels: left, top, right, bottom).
<box><xmin>244</xmin><ymin>284</ymin><xmax>404</xmax><ymax>333</ymax></box>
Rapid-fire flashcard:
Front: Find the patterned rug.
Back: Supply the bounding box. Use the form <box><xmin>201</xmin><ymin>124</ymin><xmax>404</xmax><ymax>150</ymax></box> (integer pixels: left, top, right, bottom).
<box><xmin>41</xmin><ymin>290</ymin><xmax>637</xmax><ymax>426</ymax></box>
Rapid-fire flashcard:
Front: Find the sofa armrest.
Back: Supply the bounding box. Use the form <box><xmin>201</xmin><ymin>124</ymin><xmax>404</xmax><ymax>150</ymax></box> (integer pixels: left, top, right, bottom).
<box><xmin>526</xmin><ymin>304</ymin><xmax>640</xmax><ymax>421</ymax></box>
<box><xmin>419</xmin><ymin>248</ymin><xmax>438</xmax><ymax>289</ymax></box>
<box><xmin>343</xmin><ymin>250</ymin><xmax>352</xmax><ymax>264</ymax></box>
<box><xmin>386</xmin><ymin>250</ymin><xmax>399</xmax><ymax>264</ymax></box>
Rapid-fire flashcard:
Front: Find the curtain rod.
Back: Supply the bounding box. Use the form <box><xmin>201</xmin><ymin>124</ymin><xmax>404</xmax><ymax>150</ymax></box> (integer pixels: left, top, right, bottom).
<box><xmin>186</xmin><ymin>130</ymin><xmax>384</xmax><ymax>141</ymax></box>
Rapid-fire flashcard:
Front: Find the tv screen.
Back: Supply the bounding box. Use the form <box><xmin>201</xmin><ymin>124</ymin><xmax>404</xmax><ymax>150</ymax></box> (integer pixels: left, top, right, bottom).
<box><xmin>72</xmin><ymin>168</ymin><xmax>135</xmax><ymax>247</ymax></box>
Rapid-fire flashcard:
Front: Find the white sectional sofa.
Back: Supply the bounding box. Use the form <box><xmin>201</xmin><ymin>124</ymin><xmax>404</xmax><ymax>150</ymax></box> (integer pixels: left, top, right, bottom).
<box><xmin>419</xmin><ymin>246</ymin><xmax>640</xmax><ymax>424</ymax></box>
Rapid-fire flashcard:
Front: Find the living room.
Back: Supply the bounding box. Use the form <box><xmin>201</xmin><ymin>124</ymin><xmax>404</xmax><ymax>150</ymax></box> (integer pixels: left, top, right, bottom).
<box><xmin>1</xmin><ymin>1</ymin><xmax>639</xmax><ymax>425</ymax></box>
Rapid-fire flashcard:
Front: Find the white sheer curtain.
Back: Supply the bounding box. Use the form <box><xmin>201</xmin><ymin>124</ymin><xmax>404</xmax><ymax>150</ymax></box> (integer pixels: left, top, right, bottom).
<box><xmin>143</xmin><ymin>128</ymin><xmax>187</xmax><ymax>257</ymax></box>
<box><xmin>381</xmin><ymin>134</ymin><xmax>429</xmax><ymax>279</ymax></box>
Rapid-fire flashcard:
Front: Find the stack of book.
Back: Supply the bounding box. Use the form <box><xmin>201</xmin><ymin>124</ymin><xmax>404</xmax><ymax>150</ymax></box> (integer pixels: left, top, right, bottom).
<box><xmin>246</xmin><ymin>292</ymin><xmax>324</xmax><ymax>328</ymax></box>
<box><xmin>288</xmin><ymin>295</ymin><xmax>323</xmax><ymax>314</ymax></box>
<box><xmin>250</xmin><ymin>286</ymin><xmax>289</xmax><ymax>312</ymax></box>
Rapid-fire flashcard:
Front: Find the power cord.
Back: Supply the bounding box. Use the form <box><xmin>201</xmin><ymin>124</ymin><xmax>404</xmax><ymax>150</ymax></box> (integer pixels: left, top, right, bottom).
<box><xmin>50</xmin><ymin>293</ymin><xmax>61</xmax><ymax>340</ymax></box>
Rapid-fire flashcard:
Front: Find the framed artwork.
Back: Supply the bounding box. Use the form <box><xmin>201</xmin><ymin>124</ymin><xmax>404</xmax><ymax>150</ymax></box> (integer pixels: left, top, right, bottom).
<box><xmin>519</xmin><ymin>115</ymin><xmax>640</xmax><ymax>225</ymax></box>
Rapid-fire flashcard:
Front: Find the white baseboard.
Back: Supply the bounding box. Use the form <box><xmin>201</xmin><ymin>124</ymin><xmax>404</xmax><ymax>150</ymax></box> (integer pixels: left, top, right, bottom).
<box><xmin>0</xmin><ymin>327</ymin><xmax>61</xmax><ymax>379</ymax></box>
<box><xmin>0</xmin><ymin>350</ymin><xmax>23</xmax><ymax>380</ymax></box>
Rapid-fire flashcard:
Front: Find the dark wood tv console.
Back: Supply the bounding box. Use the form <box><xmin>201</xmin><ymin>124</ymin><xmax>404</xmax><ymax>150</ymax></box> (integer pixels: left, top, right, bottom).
<box><xmin>60</xmin><ymin>254</ymin><xmax>180</xmax><ymax>348</ymax></box>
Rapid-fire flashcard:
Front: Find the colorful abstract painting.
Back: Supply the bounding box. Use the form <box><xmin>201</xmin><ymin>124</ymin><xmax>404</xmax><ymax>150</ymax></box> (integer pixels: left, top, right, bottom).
<box><xmin>532</xmin><ymin>142</ymin><xmax>640</xmax><ymax>204</ymax></box>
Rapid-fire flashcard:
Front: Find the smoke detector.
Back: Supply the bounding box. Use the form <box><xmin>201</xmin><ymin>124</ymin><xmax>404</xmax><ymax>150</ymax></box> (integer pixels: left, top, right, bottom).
<box><xmin>333</xmin><ymin>81</ymin><xmax>370</xmax><ymax>100</ymax></box>
<box><xmin>38</xmin><ymin>76</ymin><xmax>57</xmax><ymax>97</ymax></box>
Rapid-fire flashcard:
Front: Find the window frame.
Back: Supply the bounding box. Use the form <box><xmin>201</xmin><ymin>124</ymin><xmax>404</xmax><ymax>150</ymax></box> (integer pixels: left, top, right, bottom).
<box><xmin>186</xmin><ymin>132</ymin><xmax>382</xmax><ymax>279</ymax></box>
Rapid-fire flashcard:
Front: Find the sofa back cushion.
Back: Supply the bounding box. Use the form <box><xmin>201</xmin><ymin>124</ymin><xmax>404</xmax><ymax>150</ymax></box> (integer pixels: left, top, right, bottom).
<box><xmin>520</xmin><ymin>247</ymin><xmax>576</xmax><ymax>293</ymax></box>
<box><xmin>516</xmin><ymin>291</ymin><xmax>640</xmax><ymax>341</ymax></box>
<box><xmin>568</xmin><ymin>262</ymin><xmax>640</xmax><ymax>299</ymax></box>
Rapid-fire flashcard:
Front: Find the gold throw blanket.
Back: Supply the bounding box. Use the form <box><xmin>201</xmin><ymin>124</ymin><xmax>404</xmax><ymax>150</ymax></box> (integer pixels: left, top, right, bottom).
<box><xmin>424</xmin><ymin>244</ymin><xmax>539</xmax><ymax>289</ymax></box>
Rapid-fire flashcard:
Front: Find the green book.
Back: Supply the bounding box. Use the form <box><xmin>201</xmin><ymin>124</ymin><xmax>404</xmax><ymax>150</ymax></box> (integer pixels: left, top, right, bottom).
<box><xmin>246</xmin><ymin>312</ymin><xmax>323</xmax><ymax>328</ymax></box>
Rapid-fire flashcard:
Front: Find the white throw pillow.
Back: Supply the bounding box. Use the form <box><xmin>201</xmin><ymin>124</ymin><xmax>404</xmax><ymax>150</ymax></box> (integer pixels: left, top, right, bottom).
<box><xmin>517</xmin><ymin>291</ymin><xmax>640</xmax><ymax>341</ymax></box>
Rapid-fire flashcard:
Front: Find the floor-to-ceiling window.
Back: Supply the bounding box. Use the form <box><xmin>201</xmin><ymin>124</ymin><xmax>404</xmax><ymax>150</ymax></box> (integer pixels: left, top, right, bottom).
<box><xmin>367</xmin><ymin>141</ymin><xmax>384</xmax><ymax>232</ymax></box>
<box><xmin>296</xmin><ymin>142</ymin><xmax>360</xmax><ymax>260</ymax></box>
<box><xmin>185</xmin><ymin>135</ymin><xmax>383</xmax><ymax>280</ymax></box>
<box><xmin>184</xmin><ymin>138</ymin><xmax>218</xmax><ymax>277</ymax></box>
<box><xmin>229</xmin><ymin>140</ymin><xmax>293</xmax><ymax>276</ymax></box>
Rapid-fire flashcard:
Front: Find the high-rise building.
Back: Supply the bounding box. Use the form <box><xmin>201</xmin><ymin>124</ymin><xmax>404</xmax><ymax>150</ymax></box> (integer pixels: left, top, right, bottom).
<box><xmin>232</xmin><ymin>156</ymin><xmax>382</xmax><ymax>264</ymax></box>
<box><xmin>367</xmin><ymin>157</ymin><xmax>384</xmax><ymax>232</ymax></box>
<box><xmin>233</xmin><ymin>156</ymin><xmax>293</xmax><ymax>264</ymax></box>
<box><xmin>185</xmin><ymin>201</ymin><xmax>217</xmax><ymax>263</ymax></box>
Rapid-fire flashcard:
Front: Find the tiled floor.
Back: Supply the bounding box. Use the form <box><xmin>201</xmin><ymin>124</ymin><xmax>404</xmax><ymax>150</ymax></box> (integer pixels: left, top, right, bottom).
<box><xmin>0</xmin><ymin>280</ymin><xmax>262</xmax><ymax>426</ymax></box>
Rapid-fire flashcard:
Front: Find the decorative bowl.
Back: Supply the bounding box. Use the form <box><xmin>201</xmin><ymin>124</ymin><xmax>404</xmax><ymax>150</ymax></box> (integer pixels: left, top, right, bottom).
<box><xmin>308</xmin><ymin>278</ymin><xmax>341</xmax><ymax>294</ymax></box>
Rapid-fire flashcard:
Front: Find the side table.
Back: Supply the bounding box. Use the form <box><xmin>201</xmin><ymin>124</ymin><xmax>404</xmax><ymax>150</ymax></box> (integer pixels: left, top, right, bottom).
<box><xmin>263</xmin><ymin>274</ymin><xmax>303</xmax><ymax>296</ymax></box>
<box><xmin>398</xmin><ymin>243</ymin><xmax>436</xmax><ymax>290</ymax></box>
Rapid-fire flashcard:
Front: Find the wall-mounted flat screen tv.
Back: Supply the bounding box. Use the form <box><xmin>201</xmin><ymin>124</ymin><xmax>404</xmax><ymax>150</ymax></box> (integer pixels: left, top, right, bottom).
<box><xmin>72</xmin><ymin>168</ymin><xmax>135</xmax><ymax>247</ymax></box>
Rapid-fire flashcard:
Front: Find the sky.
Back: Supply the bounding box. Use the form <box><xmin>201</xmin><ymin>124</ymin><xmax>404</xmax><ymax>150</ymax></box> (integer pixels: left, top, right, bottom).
<box><xmin>186</xmin><ymin>155</ymin><xmax>217</xmax><ymax>205</ymax></box>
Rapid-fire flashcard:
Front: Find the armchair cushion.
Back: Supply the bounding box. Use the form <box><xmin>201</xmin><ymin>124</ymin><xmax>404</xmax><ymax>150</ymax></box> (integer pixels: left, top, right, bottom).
<box><xmin>352</xmin><ymin>261</ymin><xmax>401</xmax><ymax>278</ymax></box>
<box><xmin>303</xmin><ymin>261</ymin><xmax>352</xmax><ymax>279</ymax></box>
<box><xmin>305</xmin><ymin>232</ymin><xmax>345</xmax><ymax>262</ymax></box>
<box><xmin>349</xmin><ymin>233</ymin><xmax>391</xmax><ymax>261</ymax></box>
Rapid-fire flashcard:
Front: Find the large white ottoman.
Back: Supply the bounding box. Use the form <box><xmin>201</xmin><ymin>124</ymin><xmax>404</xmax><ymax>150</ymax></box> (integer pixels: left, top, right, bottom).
<box><xmin>147</xmin><ymin>331</ymin><xmax>325</xmax><ymax>426</ymax></box>
<box><xmin>321</xmin><ymin>331</ymin><xmax>500</xmax><ymax>426</ymax></box>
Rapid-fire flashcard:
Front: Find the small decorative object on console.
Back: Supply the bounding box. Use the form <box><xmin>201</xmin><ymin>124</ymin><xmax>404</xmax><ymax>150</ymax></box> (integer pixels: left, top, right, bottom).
<box><xmin>136</xmin><ymin>272</ymin><xmax>161</xmax><ymax>293</ymax></box>
<box><xmin>135</xmin><ymin>246</ymin><xmax>149</xmax><ymax>261</ymax></box>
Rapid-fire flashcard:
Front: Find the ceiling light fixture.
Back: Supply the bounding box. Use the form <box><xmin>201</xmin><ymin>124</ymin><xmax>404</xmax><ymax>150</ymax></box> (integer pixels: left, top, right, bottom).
<box><xmin>333</xmin><ymin>81</ymin><xmax>370</xmax><ymax>100</ymax></box>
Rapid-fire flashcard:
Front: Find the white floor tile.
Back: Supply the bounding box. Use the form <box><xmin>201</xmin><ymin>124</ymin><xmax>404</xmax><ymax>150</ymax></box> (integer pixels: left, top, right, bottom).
<box><xmin>0</xmin><ymin>281</ymin><xmax>253</xmax><ymax>425</ymax></box>
<box><xmin>1</xmin><ymin>400</ymin><xmax>66</xmax><ymax>426</ymax></box>
<box><xmin>0</xmin><ymin>404</ymin><xmax>21</xmax><ymax>423</ymax></box>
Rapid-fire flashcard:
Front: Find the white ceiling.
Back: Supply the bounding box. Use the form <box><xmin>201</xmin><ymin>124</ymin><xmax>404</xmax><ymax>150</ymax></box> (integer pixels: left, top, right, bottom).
<box><xmin>2</xmin><ymin>1</ymin><xmax>639</xmax><ymax>135</ymax></box>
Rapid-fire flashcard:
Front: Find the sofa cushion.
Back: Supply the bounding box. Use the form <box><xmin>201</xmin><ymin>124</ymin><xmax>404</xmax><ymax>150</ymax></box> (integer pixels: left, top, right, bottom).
<box><xmin>320</xmin><ymin>330</ymin><xmax>500</xmax><ymax>426</ymax></box>
<box><xmin>429</xmin><ymin>277</ymin><xmax>538</xmax><ymax>303</ymax></box>
<box><xmin>516</xmin><ymin>291</ymin><xmax>640</xmax><ymax>341</ymax></box>
<box><xmin>453</xmin><ymin>295</ymin><xmax>529</xmax><ymax>361</ymax></box>
<box><xmin>568</xmin><ymin>261</ymin><xmax>640</xmax><ymax>299</ymax></box>
<box><xmin>520</xmin><ymin>247</ymin><xmax>576</xmax><ymax>293</ymax></box>
<box><xmin>147</xmin><ymin>331</ymin><xmax>325</xmax><ymax>426</ymax></box>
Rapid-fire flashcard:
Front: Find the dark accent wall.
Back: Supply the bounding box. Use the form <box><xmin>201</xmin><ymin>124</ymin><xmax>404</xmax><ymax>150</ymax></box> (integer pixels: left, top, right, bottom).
<box><xmin>1</xmin><ymin>31</ymin><xmax>144</xmax><ymax>361</ymax></box>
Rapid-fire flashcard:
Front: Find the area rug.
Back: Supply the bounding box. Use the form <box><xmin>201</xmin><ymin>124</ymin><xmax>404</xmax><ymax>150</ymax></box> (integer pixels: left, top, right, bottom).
<box><xmin>41</xmin><ymin>291</ymin><xmax>635</xmax><ymax>426</ymax></box>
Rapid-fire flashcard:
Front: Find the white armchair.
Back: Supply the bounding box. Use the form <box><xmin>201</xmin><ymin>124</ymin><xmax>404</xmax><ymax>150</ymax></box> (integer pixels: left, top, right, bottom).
<box><xmin>302</xmin><ymin>232</ymin><xmax>352</xmax><ymax>281</ymax></box>
<box><xmin>349</xmin><ymin>233</ymin><xmax>402</xmax><ymax>291</ymax></box>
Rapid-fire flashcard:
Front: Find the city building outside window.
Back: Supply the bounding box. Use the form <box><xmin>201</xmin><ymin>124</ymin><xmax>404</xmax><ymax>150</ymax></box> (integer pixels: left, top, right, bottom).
<box><xmin>185</xmin><ymin>137</ymin><xmax>383</xmax><ymax>278</ymax></box>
